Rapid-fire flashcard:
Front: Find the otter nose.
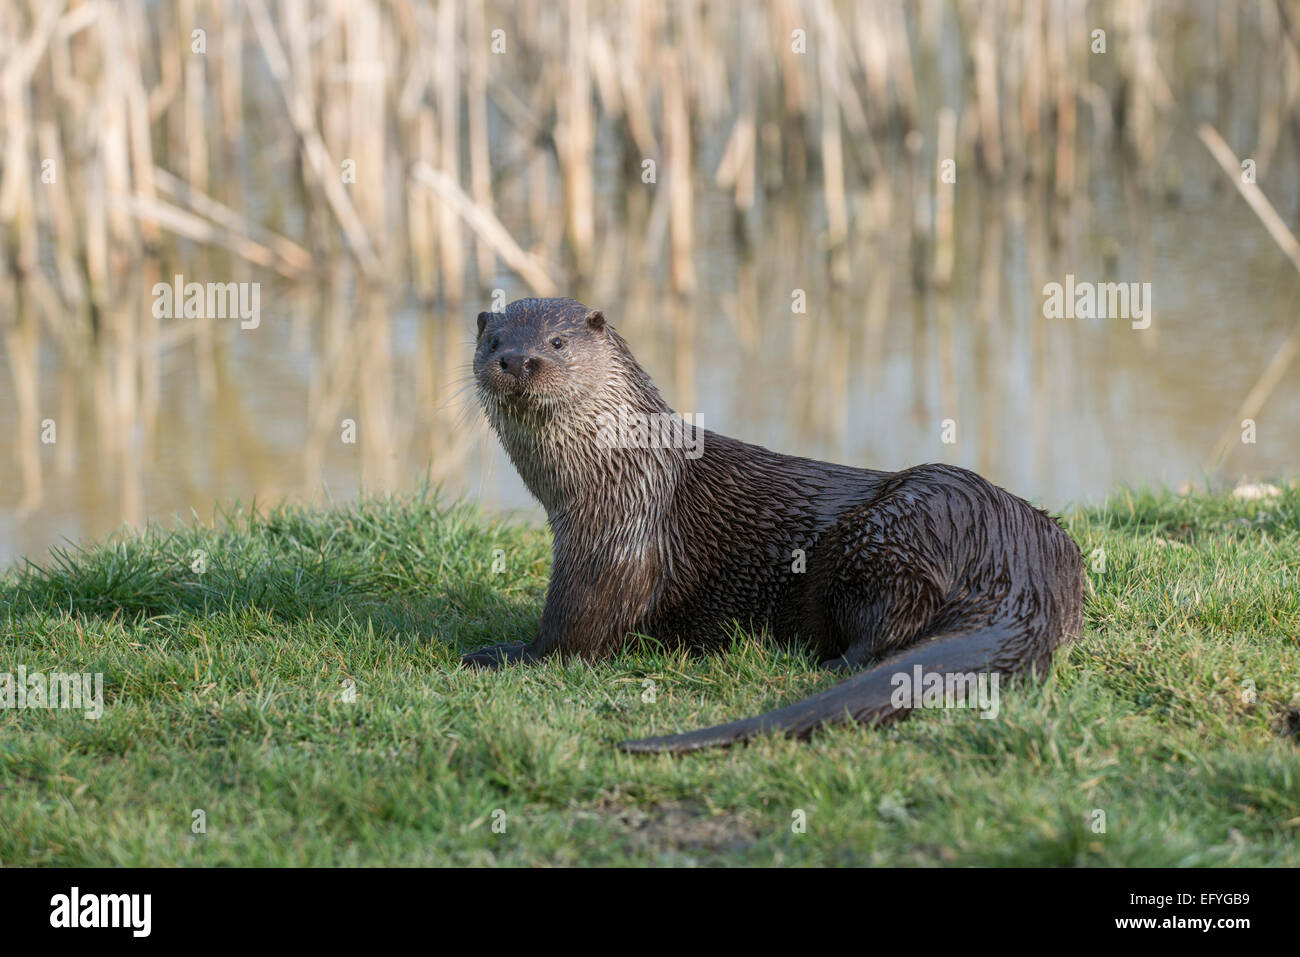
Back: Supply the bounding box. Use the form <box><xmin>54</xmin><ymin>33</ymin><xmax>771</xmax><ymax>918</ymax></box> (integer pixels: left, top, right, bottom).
<box><xmin>497</xmin><ymin>352</ymin><xmax>538</xmax><ymax>378</ymax></box>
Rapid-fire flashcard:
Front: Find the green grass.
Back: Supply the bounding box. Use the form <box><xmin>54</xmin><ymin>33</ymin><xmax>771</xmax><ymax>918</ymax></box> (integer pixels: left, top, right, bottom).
<box><xmin>2</xmin><ymin>486</ymin><xmax>1298</xmax><ymax>866</ymax></box>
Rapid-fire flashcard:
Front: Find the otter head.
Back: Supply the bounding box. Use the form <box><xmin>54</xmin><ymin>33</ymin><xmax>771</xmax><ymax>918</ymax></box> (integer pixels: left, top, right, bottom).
<box><xmin>473</xmin><ymin>298</ymin><xmax>629</xmax><ymax>419</ymax></box>
<box><xmin>474</xmin><ymin>298</ymin><xmax>674</xmax><ymax>511</ymax></box>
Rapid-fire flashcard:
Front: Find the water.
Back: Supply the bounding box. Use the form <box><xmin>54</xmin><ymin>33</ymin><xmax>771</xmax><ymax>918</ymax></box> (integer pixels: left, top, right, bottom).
<box><xmin>2</xmin><ymin>12</ymin><xmax>1298</xmax><ymax>568</ymax></box>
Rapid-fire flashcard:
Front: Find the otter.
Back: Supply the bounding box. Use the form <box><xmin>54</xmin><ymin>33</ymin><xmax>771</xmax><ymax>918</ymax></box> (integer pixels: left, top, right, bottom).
<box><xmin>464</xmin><ymin>297</ymin><xmax>1085</xmax><ymax>754</ymax></box>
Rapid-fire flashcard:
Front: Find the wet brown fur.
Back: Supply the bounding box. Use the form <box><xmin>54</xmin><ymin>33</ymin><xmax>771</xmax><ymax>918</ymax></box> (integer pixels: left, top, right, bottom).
<box><xmin>466</xmin><ymin>298</ymin><xmax>1086</xmax><ymax>753</ymax></box>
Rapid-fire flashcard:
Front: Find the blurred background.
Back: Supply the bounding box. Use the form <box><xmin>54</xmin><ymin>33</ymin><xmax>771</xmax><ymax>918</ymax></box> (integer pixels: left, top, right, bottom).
<box><xmin>1</xmin><ymin>0</ymin><xmax>1298</xmax><ymax>566</ymax></box>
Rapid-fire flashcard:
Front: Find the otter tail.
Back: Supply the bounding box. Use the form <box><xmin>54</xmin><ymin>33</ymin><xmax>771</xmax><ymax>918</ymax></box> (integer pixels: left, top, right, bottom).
<box><xmin>617</xmin><ymin>626</ymin><xmax>1033</xmax><ymax>755</ymax></box>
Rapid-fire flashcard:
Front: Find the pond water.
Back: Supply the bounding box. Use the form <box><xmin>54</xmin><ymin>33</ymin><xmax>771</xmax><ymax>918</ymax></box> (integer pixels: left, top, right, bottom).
<box><xmin>2</xmin><ymin>6</ymin><xmax>1298</xmax><ymax>568</ymax></box>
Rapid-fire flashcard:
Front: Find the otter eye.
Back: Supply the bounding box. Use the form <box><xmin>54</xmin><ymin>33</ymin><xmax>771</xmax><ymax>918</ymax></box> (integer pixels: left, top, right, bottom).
<box><xmin>489</xmin><ymin>337</ymin><xmax>500</xmax><ymax>351</ymax></box>
<box><xmin>550</xmin><ymin>337</ymin><xmax>564</xmax><ymax>350</ymax></box>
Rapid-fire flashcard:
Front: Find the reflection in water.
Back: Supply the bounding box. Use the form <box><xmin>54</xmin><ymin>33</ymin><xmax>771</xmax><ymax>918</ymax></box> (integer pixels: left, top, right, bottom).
<box><xmin>5</xmin><ymin>169</ymin><xmax>1296</xmax><ymax>569</ymax></box>
<box><xmin>1</xmin><ymin>2</ymin><xmax>1299</xmax><ymax>567</ymax></box>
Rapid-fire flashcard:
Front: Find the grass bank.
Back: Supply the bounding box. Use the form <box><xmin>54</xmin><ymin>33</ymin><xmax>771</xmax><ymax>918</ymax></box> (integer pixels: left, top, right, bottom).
<box><xmin>2</xmin><ymin>487</ymin><xmax>1298</xmax><ymax>866</ymax></box>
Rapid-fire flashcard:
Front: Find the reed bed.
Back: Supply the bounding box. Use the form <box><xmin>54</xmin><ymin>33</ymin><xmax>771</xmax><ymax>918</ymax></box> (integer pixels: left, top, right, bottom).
<box><xmin>1</xmin><ymin>0</ymin><xmax>1298</xmax><ymax>527</ymax></box>
<box><xmin>2</xmin><ymin>0</ymin><xmax>1297</xmax><ymax>313</ymax></box>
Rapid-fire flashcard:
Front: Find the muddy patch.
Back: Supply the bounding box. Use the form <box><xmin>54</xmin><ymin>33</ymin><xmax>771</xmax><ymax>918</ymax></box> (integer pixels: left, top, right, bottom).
<box><xmin>585</xmin><ymin>799</ymin><xmax>760</xmax><ymax>857</ymax></box>
<box><xmin>1272</xmin><ymin>704</ymin><xmax>1300</xmax><ymax>742</ymax></box>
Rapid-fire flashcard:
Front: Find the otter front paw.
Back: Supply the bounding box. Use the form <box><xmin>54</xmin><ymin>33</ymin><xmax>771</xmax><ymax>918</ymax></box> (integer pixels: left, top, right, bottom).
<box><xmin>460</xmin><ymin>641</ymin><xmax>536</xmax><ymax>669</ymax></box>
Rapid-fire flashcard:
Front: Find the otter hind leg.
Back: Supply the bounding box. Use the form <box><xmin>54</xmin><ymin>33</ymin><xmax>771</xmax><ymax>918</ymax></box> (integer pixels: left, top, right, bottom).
<box><xmin>812</xmin><ymin>497</ymin><xmax>954</xmax><ymax>665</ymax></box>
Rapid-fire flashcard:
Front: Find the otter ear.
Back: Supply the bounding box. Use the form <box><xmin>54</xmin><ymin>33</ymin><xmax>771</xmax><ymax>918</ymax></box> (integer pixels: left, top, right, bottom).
<box><xmin>585</xmin><ymin>309</ymin><xmax>606</xmax><ymax>331</ymax></box>
<box><xmin>476</xmin><ymin>311</ymin><xmax>491</xmax><ymax>338</ymax></box>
